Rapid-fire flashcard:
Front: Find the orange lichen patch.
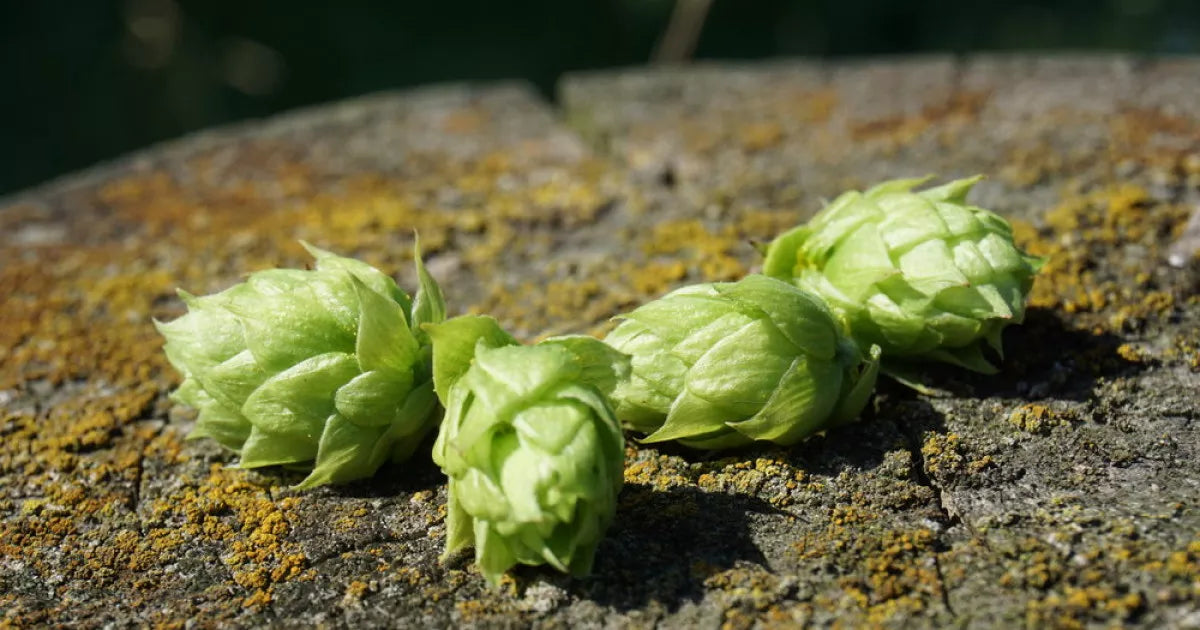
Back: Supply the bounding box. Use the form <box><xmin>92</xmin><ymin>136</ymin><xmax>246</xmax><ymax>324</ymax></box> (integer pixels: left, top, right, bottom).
<box><xmin>1042</xmin><ymin>184</ymin><xmax>1160</xmax><ymax>245</ymax></box>
<box><xmin>798</xmin><ymin>88</ymin><xmax>840</xmax><ymax>125</ymax></box>
<box><xmin>526</xmin><ymin>278</ymin><xmax>602</xmax><ymax>326</ymax></box>
<box><xmin>442</xmin><ymin>109</ymin><xmax>488</xmax><ymax>135</ymax></box>
<box><xmin>99</xmin><ymin>172</ymin><xmax>264</xmax><ymax>239</ymax></box>
<box><xmin>726</xmin><ymin>86</ymin><xmax>841</xmax><ymax>128</ymax></box>
<box><xmin>830</xmin><ymin>504</ymin><xmax>879</xmax><ymax>527</ymax></box>
<box><xmin>623</xmin><ymin>86</ymin><xmax>838</xmax><ymax>151</ymax></box>
<box><xmin>622</xmin><ymin>447</ymin><xmax>818</xmax><ymax>506</ymax></box>
<box><xmin>738</xmin><ymin>122</ymin><xmax>784</xmax><ymax>153</ymax></box>
<box><xmin>850</xmin><ymin>91</ymin><xmax>990</xmax><ymax>148</ymax></box>
<box><xmin>1109</xmin><ymin>107</ymin><xmax>1200</xmax><ymax>173</ymax></box>
<box><xmin>1113</xmin><ymin>107</ymin><xmax>1200</xmax><ymax>141</ymax></box>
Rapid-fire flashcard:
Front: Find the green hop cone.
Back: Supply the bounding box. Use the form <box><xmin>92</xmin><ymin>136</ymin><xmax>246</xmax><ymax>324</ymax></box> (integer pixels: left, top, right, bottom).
<box><xmin>763</xmin><ymin>176</ymin><xmax>1043</xmax><ymax>373</ymax></box>
<box><xmin>605</xmin><ymin>274</ymin><xmax>881</xmax><ymax>450</ymax></box>
<box><xmin>156</xmin><ymin>240</ymin><xmax>446</xmax><ymax>489</ymax></box>
<box><xmin>426</xmin><ymin>315</ymin><xmax>627</xmax><ymax>585</ymax></box>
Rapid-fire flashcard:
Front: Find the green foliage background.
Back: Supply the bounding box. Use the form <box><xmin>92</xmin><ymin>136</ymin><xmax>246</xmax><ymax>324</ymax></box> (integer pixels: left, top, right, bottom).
<box><xmin>1</xmin><ymin>0</ymin><xmax>1193</xmax><ymax>195</ymax></box>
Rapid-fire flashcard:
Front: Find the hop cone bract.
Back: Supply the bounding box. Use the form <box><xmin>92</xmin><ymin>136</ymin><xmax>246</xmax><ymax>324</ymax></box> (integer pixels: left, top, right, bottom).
<box><xmin>763</xmin><ymin>176</ymin><xmax>1042</xmax><ymax>372</ymax></box>
<box><xmin>605</xmin><ymin>274</ymin><xmax>880</xmax><ymax>450</ymax></box>
<box><xmin>157</xmin><ymin>242</ymin><xmax>445</xmax><ymax>488</ymax></box>
<box><xmin>427</xmin><ymin>316</ymin><xmax>627</xmax><ymax>585</ymax></box>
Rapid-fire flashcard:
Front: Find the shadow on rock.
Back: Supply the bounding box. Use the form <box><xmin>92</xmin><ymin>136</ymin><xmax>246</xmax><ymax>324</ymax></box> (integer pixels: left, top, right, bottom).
<box><xmin>247</xmin><ymin>435</ymin><xmax>446</xmax><ymax>499</ymax></box>
<box><xmin>329</xmin><ymin>458</ymin><xmax>445</xmax><ymax>500</ymax></box>
<box><xmin>786</xmin><ymin>400</ymin><xmax>911</xmax><ymax>477</ymax></box>
<box><xmin>633</xmin><ymin>408</ymin><xmax>898</xmax><ymax>480</ymax></box>
<box><xmin>882</xmin><ymin>307</ymin><xmax>1147</xmax><ymax>402</ymax></box>
<box><xmin>566</xmin><ymin>485</ymin><xmax>784</xmax><ymax>612</ymax></box>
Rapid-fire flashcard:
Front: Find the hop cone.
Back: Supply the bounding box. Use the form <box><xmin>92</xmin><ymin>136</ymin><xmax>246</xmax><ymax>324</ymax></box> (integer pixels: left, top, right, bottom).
<box><xmin>763</xmin><ymin>176</ymin><xmax>1042</xmax><ymax>373</ymax></box>
<box><xmin>605</xmin><ymin>274</ymin><xmax>880</xmax><ymax>450</ymax></box>
<box><xmin>157</xmin><ymin>242</ymin><xmax>446</xmax><ymax>488</ymax></box>
<box><xmin>426</xmin><ymin>316</ymin><xmax>627</xmax><ymax>585</ymax></box>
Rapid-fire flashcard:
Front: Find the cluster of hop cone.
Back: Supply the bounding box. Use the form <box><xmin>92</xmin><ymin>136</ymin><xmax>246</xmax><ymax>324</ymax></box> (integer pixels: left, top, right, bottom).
<box><xmin>158</xmin><ymin>176</ymin><xmax>1042</xmax><ymax>585</ymax></box>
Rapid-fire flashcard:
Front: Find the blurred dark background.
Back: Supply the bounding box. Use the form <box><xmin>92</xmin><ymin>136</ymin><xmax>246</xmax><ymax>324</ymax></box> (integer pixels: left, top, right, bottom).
<box><xmin>2</xmin><ymin>0</ymin><xmax>1196</xmax><ymax>196</ymax></box>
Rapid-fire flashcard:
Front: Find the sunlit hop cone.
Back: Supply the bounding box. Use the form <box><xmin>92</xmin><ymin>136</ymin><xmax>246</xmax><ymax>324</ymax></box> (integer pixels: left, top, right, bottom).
<box><xmin>763</xmin><ymin>176</ymin><xmax>1042</xmax><ymax>373</ymax></box>
<box><xmin>605</xmin><ymin>274</ymin><xmax>881</xmax><ymax>450</ymax></box>
<box><xmin>157</xmin><ymin>241</ymin><xmax>446</xmax><ymax>488</ymax></box>
<box><xmin>426</xmin><ymin>316</ymin><xmax>627</xmax><ymax>585</ymax></box>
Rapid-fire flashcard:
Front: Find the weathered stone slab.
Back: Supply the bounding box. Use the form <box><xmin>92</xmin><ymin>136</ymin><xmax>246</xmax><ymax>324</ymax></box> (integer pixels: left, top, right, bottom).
<box><xmin>3</xmin><ymin>56</ymin><xmax>1199</xmax><ymax>628</ymax></box>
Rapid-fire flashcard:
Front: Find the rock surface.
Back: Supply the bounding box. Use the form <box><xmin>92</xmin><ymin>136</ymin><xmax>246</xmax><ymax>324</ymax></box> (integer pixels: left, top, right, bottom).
<box><xmin>2</xmin><ymin>55</ymin><xmax>1198</xmax><ymax>628</ymax></box>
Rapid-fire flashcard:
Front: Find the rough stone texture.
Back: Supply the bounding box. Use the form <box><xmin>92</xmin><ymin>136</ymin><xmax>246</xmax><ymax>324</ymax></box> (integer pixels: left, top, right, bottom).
<box><xmin>2</xmin><ymin>56</ymin><xmax>1198</xmax><ymax>628</ymax></box>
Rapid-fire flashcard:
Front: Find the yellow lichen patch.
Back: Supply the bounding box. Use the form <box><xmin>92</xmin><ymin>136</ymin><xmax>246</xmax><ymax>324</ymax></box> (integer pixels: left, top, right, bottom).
<box><xmin>1115</xmin><ymin>343</ymin><xmax>1149</xmax><ymax>363</ymax></box>
<box><xmin>629</xmin><ymin>260</ymin><xmax>688</xmax><ymax>297</ymax></box>
<box><xmin>1000</xmin><ymin>142</ymin><xmax>1067</xmax><ymax>188</ymax></box>
<box><xmin>0</xmin><ymin>382</ymin><xmax>160</xmax><ymax>494</ymax></box>
<box><xmin>1161</xmin><ymin>330</ymin><xmax>1200</xmax><ymax>371</ymax></box>
<box><xmin>981</xmin><ymin>500</ymin><xmax>1198</xmax><ymax>628</ymax></box>
<box><xmin>341</xmin><ymin>580</ymin><xmax>376</xmax><ymax>607</ymax></box>
<box><xmin>471</xmin><ymin>275</ymin><xmax>631</xmax><ymax>341</ymax></box>
<box><xmin>0</xmin><ymin>253</ymin><xmax>176</xmax><ymax>389</ymax></box>
<box><xmin>830</xmin><ymin>504</ymin><xmax>879</xmax><ymax>527</ymax></box>
<box><xmin>1007</xmin><ymin>404</ymin><xmax>1077</xmax><ymax>435</ymax></box>
<box><xmin>691</xmin><ymin>455</ymin><xmax>807</xmax><ymax>507</ymax></box>
<box><xmin>700</xmin><ymin>563</ymin><xmax>791</xmax><ymax>629</ymax></box>
<box><xmin>1026</xmin><ymin>587</ymin><xmax>1145</xmax><ymax>630</ymax></box>
<box><xmin>1019</xmin><ymin>183</ymin><xmax>1191</xmax><ymax>341</ymax></box>
<box><xmin>734</xmin><ymin>210</ymin><xmax>804</xmax><ymax>244</ymax></box>
<box><xmin>622</xmin><ymin>450</ymin><xmax>693</xmax><ymax>491</ymax></box>
<box><xmin>151</xmin><ymin>465</ymin><xmax>308</xmax><ymax>609</ymax></box>
<box><xmin>643</xmin><ymin>219</ymin><xmax>747</xmax><ymax>282</ymax></box>
<box><xmin>919</xmin><ymin>433</ymin><xmax>992</xmax><ymax>477</ymax></box>
<box><xmin>0</xmin><ymin>420</ymin><xmax>307</xmax><ymax>619</ymax></box>
<box><xmin>7</xmin><ymin>149</ymin><xmax>618</xmax><ymax>383</ymax></box>
<box><xmin>619</xmin><ymin>86</ymin><xmax>839</xmax><ymax>157</ymax></box>
<box><xmin>792</xmin><ymin>524</ymin><xmax>945</xmax><ymax>627</ymax></box>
